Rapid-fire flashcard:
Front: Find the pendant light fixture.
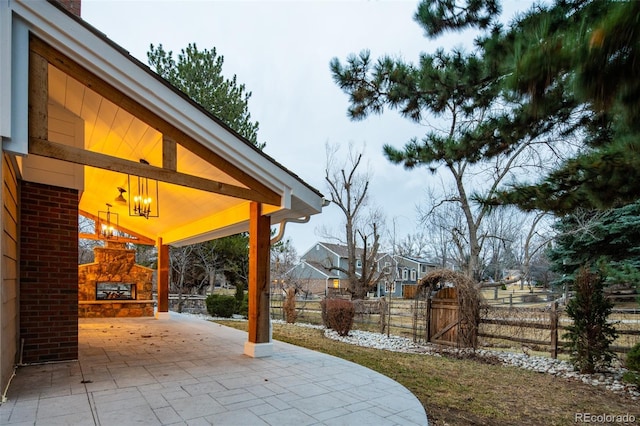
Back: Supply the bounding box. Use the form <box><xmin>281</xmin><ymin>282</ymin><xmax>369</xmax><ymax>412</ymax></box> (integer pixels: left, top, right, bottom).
<box><xmin>98</xmin><ymin>203</ymin><xmax>118</xmax><ymax>239</ymax></box>
<box><xmin>128</xmin><ymin>159</ymin><xmax>159</xmax><ymax>219</ymax></box>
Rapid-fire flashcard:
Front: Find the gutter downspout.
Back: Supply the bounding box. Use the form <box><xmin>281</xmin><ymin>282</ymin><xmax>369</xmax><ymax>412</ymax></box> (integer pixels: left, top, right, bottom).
<box><xmin>270</xmin><ymin>199</ymin><xmax>330</xmax><ymax>246</ymax></box>
<box><xmin>270</xmin><ymin>216</ymin><xmax>310</xmax><ymax>245</ymax></box>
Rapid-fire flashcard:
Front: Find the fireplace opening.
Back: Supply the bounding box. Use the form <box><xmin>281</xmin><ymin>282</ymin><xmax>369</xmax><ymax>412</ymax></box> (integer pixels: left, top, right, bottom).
<box><xmin>96</xmin><ymin>282</ymin><xmax>136</xmax><ymax>300</ymax></box>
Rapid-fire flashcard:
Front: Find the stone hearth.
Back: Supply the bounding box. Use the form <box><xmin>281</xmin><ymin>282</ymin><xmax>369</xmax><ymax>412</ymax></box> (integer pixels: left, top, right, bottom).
<box><xmin>79</xmin><ymin>242</ymin><xmax>154</xmax><ymax>317</ymax></box>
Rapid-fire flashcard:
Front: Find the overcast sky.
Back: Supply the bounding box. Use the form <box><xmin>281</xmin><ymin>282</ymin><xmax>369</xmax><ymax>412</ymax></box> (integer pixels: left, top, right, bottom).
<box><xmin>82</xmin><ymin>0</ymin><xmax>530</xmax><ymax>256</ymax></box>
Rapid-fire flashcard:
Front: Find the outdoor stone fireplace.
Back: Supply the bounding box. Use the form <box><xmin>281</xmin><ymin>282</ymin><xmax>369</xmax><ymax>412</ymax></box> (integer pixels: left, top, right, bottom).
<box><xmin>78</xmin><ymin>242</ymin><xmax>154</xmax><ymax>317</ymax></box>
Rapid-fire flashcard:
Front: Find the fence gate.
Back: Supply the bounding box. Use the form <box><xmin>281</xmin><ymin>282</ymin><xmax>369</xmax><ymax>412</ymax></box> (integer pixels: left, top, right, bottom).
<box><xmin>427</xmin><ymin>287</ymin><xmax>460</xmax><ymax>346</ymax></box>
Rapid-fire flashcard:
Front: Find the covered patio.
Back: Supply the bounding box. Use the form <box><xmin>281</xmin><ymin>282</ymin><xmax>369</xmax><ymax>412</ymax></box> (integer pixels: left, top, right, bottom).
<box><xmin>0</xmin><ymin>314</ymin><xmax>428</xmax><ymax>425</ymax></box>
<box><xmin>1</xmin><ymin>0</ymin><xmax>326</xmax><ymax>387</ymax></box>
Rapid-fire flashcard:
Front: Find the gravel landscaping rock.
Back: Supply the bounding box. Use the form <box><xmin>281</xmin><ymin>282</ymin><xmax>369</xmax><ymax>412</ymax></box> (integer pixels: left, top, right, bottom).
<box><xmin>321</xmin><ymin>326</ymin><xmax>640</xmax><ymax>400</ymax></box>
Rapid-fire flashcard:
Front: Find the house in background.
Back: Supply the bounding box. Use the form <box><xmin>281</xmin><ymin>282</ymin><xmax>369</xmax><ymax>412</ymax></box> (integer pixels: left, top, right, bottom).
<box><xmin>287</xmin><ymin>242</ymin><xmax>351</xmax><ymax>296</ymax></box>
<box><xmin>288</xmin><ymin>242</ymin><xmax>395</xmax><ymax>297</ymax></box>
<box><xmin>391</xmin><ymin>255</ymin><xmax>439</xmax><ymax>298</ymax></box>
<box><xmin>282</xmin><ymin>257</ymin><xmax>339</xmax><ymax>297</ymax></box>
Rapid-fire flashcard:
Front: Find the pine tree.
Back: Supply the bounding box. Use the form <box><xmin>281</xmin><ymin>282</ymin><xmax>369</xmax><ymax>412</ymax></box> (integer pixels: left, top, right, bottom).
<box><xmin>330</xmin><ymin>2</ymin><xmax>570</xmax><ymax>280</ymax></box>
<box><xmin>548</xmin><ymin>202</ymin><xmax>640</xmax><ymax>288</ymax></box>
<box><xmin>147</xmin><ymin>43</ymin><xmax>263</xmax><ymax>149</ymax></box>
<box><xmin>333</xmin><ymin>0</ymin><xmax>640</xmax><ymax>215</ymax></box>
<box><xmin>564</xmin><ymin>267</ymin><xmax>617</xmax><ymax>374</ymax></box>
<box><xmin>481</xmin><ymin>0</ymin><xmax>640</xmax><ymax>212</ymax></box>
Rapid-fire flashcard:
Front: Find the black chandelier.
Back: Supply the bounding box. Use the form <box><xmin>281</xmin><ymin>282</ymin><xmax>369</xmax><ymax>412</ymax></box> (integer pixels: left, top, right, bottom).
<box><xmin>128</xmin><ymin>159</ymin><xmax>159</xmax><ymax>219</ymax></box>
<box><xmin>98</xmin><ymin>203</ymin><xmax>118</xmax><ymax>239</ymax></box>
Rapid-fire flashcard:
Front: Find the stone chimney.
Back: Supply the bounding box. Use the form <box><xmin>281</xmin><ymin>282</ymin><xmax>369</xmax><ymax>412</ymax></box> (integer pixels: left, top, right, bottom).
<box><xmin>54</xmin><ymin>0</ymin><xmax>81</xmax><ymax>17</ymax></box>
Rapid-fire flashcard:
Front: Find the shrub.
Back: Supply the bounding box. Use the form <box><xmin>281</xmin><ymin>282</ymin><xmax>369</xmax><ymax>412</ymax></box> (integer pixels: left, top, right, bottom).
<box><xmin>564</xmin><ymin>267</ymin><xmax>618</xmax><ymax>373</ymax></box>
<box><xmin>234</xmin><ymin>283</ymin><xmax>245</xmax><ymax>306</ymax></box>
<box><xmin>626</xmin><ymin>342</ymin><xmax>640</xmax><ymax>372</ymax></box>
<box><xmin>321</xmin><ymin>298</ymin><xmax>355</xmax><ymax>336</ymax></box>
<box><xmin>379</xmin><ymin>297</ymin><xmax>388</xmax><ymax>334</ymax></box>
<box><xmin>205</xmin><ymin>294</ymin><xmax>236</xmax><ymax>318</ymax></box>
<box><xmin>622</xmin><ymin>371</ymin><xmax>640</xmax><ymax>387</ymax></box>
<box><xmin>238</xmin><ymin>292</ymin><xmax>248</xmax><ymax>318</ymax></box>
<box><xmin>283</xmin><ymin>287</ymin><xmax>298</xmax><ymax>324</ymax></box>
<box><xmin>320</xmin><ymin>298</ymin><xmax>328</xmax><ymax>326</ymax></box>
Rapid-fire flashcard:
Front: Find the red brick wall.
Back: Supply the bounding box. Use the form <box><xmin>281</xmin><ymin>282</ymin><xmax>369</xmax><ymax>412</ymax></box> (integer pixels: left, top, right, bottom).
<box><xmin>53</xmin><ymin>0</ymin><xmax>81</xmax><ymax>17</ymax></box>
<box><xmin>20</xmin><ymin>181</ymin><xmax>79</xmax><ymax>363</ymax></box>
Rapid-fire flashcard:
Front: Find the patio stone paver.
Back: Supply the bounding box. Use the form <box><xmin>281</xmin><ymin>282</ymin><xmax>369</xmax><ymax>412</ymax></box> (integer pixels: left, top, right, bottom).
<box><xmin>0</xmin><ymin>313</ymin><xmax>428</xmax><ymax>425</ymax></box>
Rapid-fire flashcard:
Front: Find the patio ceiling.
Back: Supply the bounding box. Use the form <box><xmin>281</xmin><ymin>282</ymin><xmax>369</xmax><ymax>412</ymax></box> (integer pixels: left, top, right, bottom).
<box><xmin>46</xmin><ymin>64</ymin><xmax>266</xmax><ymax>246</ymax></box>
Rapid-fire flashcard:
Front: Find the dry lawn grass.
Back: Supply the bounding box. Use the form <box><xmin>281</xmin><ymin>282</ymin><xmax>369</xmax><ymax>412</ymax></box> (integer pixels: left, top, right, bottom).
<box><xmin>216</xmin><ymin>320</ymin><xmax>639</xmax><ymax>426</ymax></box>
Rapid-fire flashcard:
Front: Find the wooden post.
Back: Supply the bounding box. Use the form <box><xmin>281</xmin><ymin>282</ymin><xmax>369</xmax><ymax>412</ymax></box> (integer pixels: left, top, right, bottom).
<box><xmin>426</xmin><ymin>296</ymin><xmax>432</xmax><ymax>343</ymax></box>
<box><xmin>550</xmin><ymin>301</ymin><xmax>558</xmax><ymax>358</ymax></box>
<box><xmin>156</xmin><ymin>237</ymin><xmax>170</xmax><ymax>319</ymax></box>
<box><xmin>245</xmin><ymin>202</ymin><xmax>272</xmax><ymax>357</ymax></box>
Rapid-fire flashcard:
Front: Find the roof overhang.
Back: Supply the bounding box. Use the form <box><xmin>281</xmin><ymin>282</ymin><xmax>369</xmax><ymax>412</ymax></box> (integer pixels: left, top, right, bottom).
<box><xmin>0</xmin><ymin>0</ymin><xmax>324</xmax><ymax>246</ymax></box>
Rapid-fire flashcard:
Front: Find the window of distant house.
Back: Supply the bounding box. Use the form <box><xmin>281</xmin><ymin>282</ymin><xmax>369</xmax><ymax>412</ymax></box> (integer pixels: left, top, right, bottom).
<box><xmin>410</xmin><ymin>269</ymin><xmax>417</xmax><ymax>281</ymax></box>
<box><xmin>402</xmin><ymin>268</ymin><xmax>408</xmax><ymax>280</ymax></box>
<box><xmin>356</xmin><ymin>259</ymin><xmax>362</xmax><ymax>268</ymax></box>
<box><xmin>421</xmin><ymin>265</ymin><xmax>427</xmax><ymax>273</ymax></box>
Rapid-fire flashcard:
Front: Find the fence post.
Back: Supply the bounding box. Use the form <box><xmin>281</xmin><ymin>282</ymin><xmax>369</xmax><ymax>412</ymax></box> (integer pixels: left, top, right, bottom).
<box><xmin>494</xmin><ymin>287</ymin><xmax>498</xmax><ymax>300</ymax></box>
<box><xmin>426</xmin><ymin>296</ymin><xmax>432</xmax><ymax>343</ymax></box>
<box><xmin>387</xmin><ymin>294</ymin><xmax>392</xmax><ymax>338</ymax></box>
<box><xmin>550</xmin><ymin>301</ymin><xmax>558</xmax><ymax>359</ymax></box>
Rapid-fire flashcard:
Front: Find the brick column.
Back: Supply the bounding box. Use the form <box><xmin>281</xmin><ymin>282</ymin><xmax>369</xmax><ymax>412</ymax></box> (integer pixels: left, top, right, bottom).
<box><xmin>20</xmin><ymin>181</ymin><xmax>79</xmax><ymax>363</ymax></box>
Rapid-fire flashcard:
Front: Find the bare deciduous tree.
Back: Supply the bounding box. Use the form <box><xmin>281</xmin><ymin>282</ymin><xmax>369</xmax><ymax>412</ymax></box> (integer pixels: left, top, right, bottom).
<box><xmin>271</xmin><ymin>238</ymin><xmax>299</xmax><ymax>293</ymax></box>
<box><xmin>323</xmin><ymin>143</ymin><xmax>386</xmax><ymax>299</ymax></box>
<box><xmin>193</xmin><ymin>241</ymin><xmax>225</xmax><ymax>293</ymax></box>
<box><xmin>79</xmin><ymin>215</ymin><xmax>100</xmax><ymax>264</ymax></box>
<box><xmin>169</xmin><ymin>245</ymin><xmax>194</xmax><ymax>312</ymax></box>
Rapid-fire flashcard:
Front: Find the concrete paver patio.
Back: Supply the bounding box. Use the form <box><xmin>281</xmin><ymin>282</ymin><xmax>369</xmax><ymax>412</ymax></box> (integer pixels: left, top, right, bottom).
<box><xmin>0</xmin><ymin>313</ymin><xmax>428</xmax><ymax>425</ymax></box>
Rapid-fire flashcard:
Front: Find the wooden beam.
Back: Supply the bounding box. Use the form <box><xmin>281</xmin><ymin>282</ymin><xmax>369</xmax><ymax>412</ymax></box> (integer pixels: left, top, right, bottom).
<box><xmin>78</xmin><ymin>233</ymin><xmax>154</xmax><ymax>245</ymax></box>
<box><xmin>248</xmin><ymin>202</ymin><xmax>271</xmax><ymax>344</ymax></box>
<box><xmin>163</xmin><ymin>136</ymin><xmax>177</xmax><ymax>171</ymax></box>
<box><xmin>79</xmin><ymin>209</ymin><xmax>156</xmax><ymax>245</ymax></box>
<box><xmin>29</xmin><ymin>36</ymin><xmax>281</xmax><ymax>206</ymax></box>
<box><xmin>30</xmin><ymin>138</ymin><xmax>279</xmax><ymax>205</ymax></box>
